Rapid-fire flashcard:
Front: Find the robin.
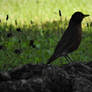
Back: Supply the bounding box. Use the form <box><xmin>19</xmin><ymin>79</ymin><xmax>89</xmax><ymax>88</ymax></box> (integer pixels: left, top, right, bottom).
<box><xmin>47</xmin><ymin>11</ymin><xmax>89</xmax><ymax>64</ymax></box>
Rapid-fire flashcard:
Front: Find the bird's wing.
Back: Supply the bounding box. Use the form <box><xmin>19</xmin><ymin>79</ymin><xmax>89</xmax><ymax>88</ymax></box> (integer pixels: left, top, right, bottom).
<box><xmin>54</xmin><ymin>26</ymin><xmax>75</xmax><ymax>56</ymax></box>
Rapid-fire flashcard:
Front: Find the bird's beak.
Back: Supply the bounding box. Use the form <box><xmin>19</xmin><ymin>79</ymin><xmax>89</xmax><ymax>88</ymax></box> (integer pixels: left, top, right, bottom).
<box><xmin>84</xmin><ymin>14</ymin><xmax>90</xmax><ymax>17</ymax></box>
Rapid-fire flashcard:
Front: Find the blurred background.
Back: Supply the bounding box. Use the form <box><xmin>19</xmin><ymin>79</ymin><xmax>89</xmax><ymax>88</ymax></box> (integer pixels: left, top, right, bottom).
<box><xmin>0</xmin><ymin>0</ymin><xmax>92</xmax><ymax>71</ymax></box>
<box><xmin>0</xmin><ymin>0</ymin><xmax>92</xmax><ymax>23</ymax></box>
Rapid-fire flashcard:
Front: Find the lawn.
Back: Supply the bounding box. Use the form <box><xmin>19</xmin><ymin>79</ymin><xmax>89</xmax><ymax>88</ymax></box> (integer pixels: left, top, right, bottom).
<box><xmin>0</xmin><ymin>0</ymin><xmax>92</xmax><ymax>71</ymax></box>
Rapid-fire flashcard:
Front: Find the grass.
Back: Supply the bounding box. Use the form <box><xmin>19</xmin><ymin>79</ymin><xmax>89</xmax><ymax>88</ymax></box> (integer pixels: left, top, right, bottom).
<box><xmin>0</xmin><ymin>0</ymin><xmax>92</xmax><ymax>71</ymax></box>
<box><xmin>0</xmin><ymin>0</ymin><xmax>92</xmax><ymax>23</ymax></box>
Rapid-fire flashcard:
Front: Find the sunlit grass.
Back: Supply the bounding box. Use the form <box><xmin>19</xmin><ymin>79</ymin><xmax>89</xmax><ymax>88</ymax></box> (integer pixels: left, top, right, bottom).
<box><xmin>0</xmin><ymin>0</ymin><xmax>92</xmax><ymax>23</ymax></box>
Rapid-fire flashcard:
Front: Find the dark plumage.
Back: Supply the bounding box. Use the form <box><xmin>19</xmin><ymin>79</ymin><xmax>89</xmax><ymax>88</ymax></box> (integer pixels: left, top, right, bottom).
<box><xmin>47</xmin><ymin>11</ymin><xmax>89</xmax><ymax>64</ymax></box>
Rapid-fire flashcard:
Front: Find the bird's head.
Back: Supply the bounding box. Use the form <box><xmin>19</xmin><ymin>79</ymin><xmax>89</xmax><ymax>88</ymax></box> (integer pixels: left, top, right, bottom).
<box><xmin>70</xmin><ymin>11</ymin><xmax>89</xmax><ymax>24</ymax></box>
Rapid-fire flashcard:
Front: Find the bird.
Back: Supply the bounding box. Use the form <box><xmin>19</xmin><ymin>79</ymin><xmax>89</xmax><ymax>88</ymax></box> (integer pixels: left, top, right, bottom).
<box><xmin>47</xmin><ymin>11</ymin><xmax>89</xmax><ymax>64</ymax></box>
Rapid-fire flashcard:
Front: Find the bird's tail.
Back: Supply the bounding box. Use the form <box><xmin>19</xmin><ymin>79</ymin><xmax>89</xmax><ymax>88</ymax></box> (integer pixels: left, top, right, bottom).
<box><xmin>47</xmin><ymin>54</ymin><xmax>57</xmax><ymax>64</ymax></box>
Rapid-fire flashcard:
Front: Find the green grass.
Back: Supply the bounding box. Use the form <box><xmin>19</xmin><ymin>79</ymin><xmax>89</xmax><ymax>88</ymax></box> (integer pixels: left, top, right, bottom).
<box><xmin>0</xmin><ymin>0</ymin><xmax>92</xmax><ymax>71</ymax></box>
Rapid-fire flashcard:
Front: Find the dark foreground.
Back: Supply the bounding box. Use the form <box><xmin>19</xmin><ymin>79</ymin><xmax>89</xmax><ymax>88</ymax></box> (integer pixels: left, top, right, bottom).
<box><xmin>0</xmin><ymin>61</ymin><xmax>92</xmax><ymax>92</ymax></box>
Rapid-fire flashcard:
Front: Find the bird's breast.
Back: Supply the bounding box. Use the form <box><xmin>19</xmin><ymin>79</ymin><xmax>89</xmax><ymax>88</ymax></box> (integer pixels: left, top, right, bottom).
<box><xmin>74</xmin><ymin>25</ymin><xmax>82</xmax><ymax>48</ymax></box>
<box><xmin>70</xmin><ymin>25</ymin><xmax>82</xmax><ymax>52</ymax></box>
<box><xmin>76</xmin><ymin>25</ymin><xmax>82</xmax><ymax>42</ymax></box>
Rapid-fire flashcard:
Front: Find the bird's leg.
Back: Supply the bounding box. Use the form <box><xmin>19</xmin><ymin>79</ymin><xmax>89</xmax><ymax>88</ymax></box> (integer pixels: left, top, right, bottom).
<box><xmin>64</xmin><ymin>56</ymin><xmax>70</xmax><ymax>63</ymax></box>
<box><xmin>66</xmin><ymin>55</ymin><xmax>73</xmax><ymax>62</ymax></box>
